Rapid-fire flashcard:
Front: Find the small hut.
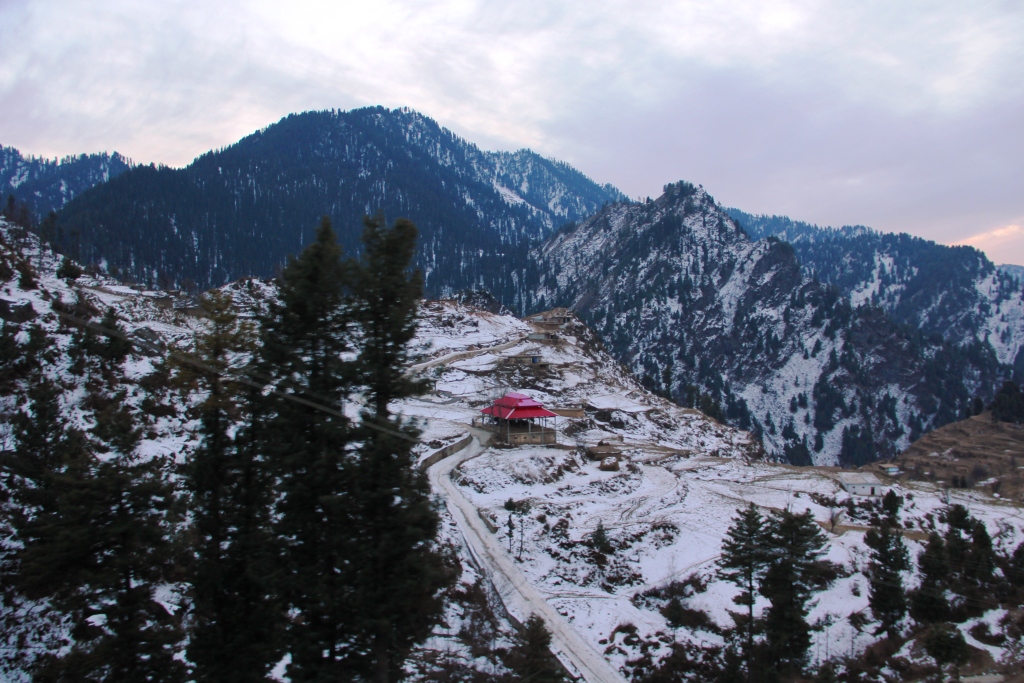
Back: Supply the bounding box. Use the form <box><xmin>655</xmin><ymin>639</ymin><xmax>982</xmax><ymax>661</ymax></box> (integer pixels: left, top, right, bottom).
<box><xmin>837</xmin><ymin>472</ymin><xmax>887</xmax><ymax>497</ymax></box>
<box><xmin>480</xmin><ymin>392</ymin><xmax>558</xmax><ymax>445</ymax></box>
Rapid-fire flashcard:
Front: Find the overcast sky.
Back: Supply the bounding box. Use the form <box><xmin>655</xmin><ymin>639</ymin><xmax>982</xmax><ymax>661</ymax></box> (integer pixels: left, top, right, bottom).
<box><xmin>2</xmin><ymin>0</ymin><xmax>1023</xmax><ymax>262</ymax></box>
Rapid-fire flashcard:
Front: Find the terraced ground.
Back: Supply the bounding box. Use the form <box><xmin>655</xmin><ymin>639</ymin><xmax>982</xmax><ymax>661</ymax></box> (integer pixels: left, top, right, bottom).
<box><xmin>893</xmin><ymin>412</ymin><xmax>1024</xmax><ymax>501</ymax></box>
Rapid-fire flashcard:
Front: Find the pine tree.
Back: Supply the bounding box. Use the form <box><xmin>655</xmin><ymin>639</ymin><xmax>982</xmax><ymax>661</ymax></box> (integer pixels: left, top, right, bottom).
<box><xmin>8</xmin><ymin>377</ymin><xmax>71</xmax><ymax>516</ymax></box>
<box><xmin>881</xmin><ymin>490</ymin><xmax>902</xmax><ymax>522</ymax></box>
<box><xmin>717</xmin><ymin>503</ymin><xmax>769</xmax><ymax>678</ymax></box>
<box><xmin>991</xmin><ymin>380</ymin><xmax>1024</xmax><ymax>423</ymax></box>
<box><xmin>348</xmin><ymin>216</ymin><xmax>450</xmax><ymax>682</ymax></box>
<box><xmin>39</xmin><ymin>453</ymin><xmax>185</xmax><ymax>683</ymax></box>
<box><xmin>503</xmin><ymin>614</ymin><xmax>564</xmax><ymax>683</ymax></box>
<box><xmin>260</xmin><ymin>217</ymin><xmax>360</xmax><ymax>681</ymax></box>
<box><xmin>864</xmin><ymin>521</ymin><xmax>909</xmax><ymax>639</ymax></box>
<box><xmin>592</xmin><ymin>520</ymin><xmax>611</xmax><ymax>554</ymax></box>
<box><xmin>759</xmin><ymin>509</ymin><xmax>826</xmax><ymax>675</ymax></box>
<box><xmin>179</xmin><ymin>291</ymin><xmax>280</xmax><ymax>683</ymax></box>
<box><xmin>97</xmin><ymin>307</ymin><xmax>133</xmax><ymax>363</ymax></box>
<box><xmin>10</xmin><ymin>421</ymin><xmax>91</xmax><ymax>602</ymax></box>
<box><xmin>911</xmin><ymin>532</ymin><xmax>950</xmax><ymax>623</ymax></box>
<box><xmin>1008</xmin><ymin>541</ymin><xmax>1024</xmax><ymax>587</ymax></box>
<box><xmin>923</xmin><ymin>624</ymin><xmax>970</xmax><ymax>679</ymax></box>
<box><xmin>15</xmin><ymin>379</ymin><xmax>184</xmax><ymax>682</ymax></box>
<box><xmin>943</xmin><ymin>504</ymin><xmax>995</xmax><ymax>593</ymax></box>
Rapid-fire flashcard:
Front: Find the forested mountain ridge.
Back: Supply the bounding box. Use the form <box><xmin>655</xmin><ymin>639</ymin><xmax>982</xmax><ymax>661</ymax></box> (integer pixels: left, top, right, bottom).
<box><xmin>534</xmin><ymin>182</ymin><xmax>1005</xmax><ymax>465</ymax></box>
<box><xmin>51</xmin><ymin>107</ymin><xmax>624</xmax><ymax>305</ymax></box>
<box><xmin>15</xmin><ymin>107</ymin><xmax>1022</xmax><ymax>467</ymax></box>
<box><xmin>0</xmin><ymin>146</ymin><xmax>131</xmax><ymax>216</ymax></box>
<box><xmin>727</xmin><ymin>209</ymin><xmax>1024</xmax><ymax>368</ymax></box>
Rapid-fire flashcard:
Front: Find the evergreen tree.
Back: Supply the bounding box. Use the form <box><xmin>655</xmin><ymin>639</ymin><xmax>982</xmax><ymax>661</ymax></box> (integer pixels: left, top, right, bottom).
<box><xmin>56</xmin><ymin>256</ymin><xmax>82</xmax><ymax>281</ymax></box>
<box><xmin>34</xmin><ymin>453</ymin><xmax>184</xmax><ymax>683</ymax></box>
<box><xmin>8</xmin><ymin>389</ymin><xmax>89</xmax><ymax>602</ymax></box>
<box><xmin>881</xmin><ymin>490</ymin><xmax>902</xmax><ymax>522</ymax></box>
<box><xmin>8</xmin><ymin>377</ymin><xmax>72</xmax><ymax>516</ymax></box>
<box><xmin>967</xmin><ymin>520</ymin><xmax>996</xmax><ymax>586</ymax></box>
<box><xmin>348</xmin><ymin>216</ymin><xmax>449</xmax><ymax>682</ymax></box>
<box><xmin>923</xmin><ymin>624</ymin><xmax>970</xmax><ymax>680</ymax></box>
<box><xmin>911</xmin><ymin>532</ymin><xmax>950</xmax><ymax>623</ymax></box>
<box><xmin>991</xmin><ymin>380</ymin><xmax>1024</xmax><ymax>423</ymax></box>
<box><xmin>260</xmin><ymin>217</ymin><xmax>360</xmax><ymax>681</ymax></box>
<box><xmin>503</xmin><ymin>614</ymin><xmax>564</xmax><ymax>683</ymax></box>
<box><xmin>759</xmin><ymin>509</ymin><xmax>826</xmax><ymax>675</ymax></box>
<box><xmin>863</xmin><ymin>522</ymin><xmax>909</xmax><ymax>639</ymax></box>
<box><xmin>179</xmin><ymin>291</ymin><xmax>280</xmax><ymax>683</ymax></box>
<box><xmin>943</xmin><ymin>504</ymin><xmax>994</xmax><ymax>591</ymax></box>
<box><xmin>1008</xmin><ymin>541</ymin><xmax>1024</xmax><ymax>587</ymax></box>
<box><xmin>592</xmin><ymin>520</ymin><xmax>611</xmax><ymax>554</ymax></box>
<box><xmin>97</xmin><ymin>307</ymin><xmax>133</xmax><ymax>363</ymax></box>
<box><xmin>14</xmin><ymin>373</ymin><xmax>183</xmax><ymax>682</ymax></box>
<box><xmin>717</xmin><ymin>503</ymin><xmax>769</xmax><ymax>678</ymax></box>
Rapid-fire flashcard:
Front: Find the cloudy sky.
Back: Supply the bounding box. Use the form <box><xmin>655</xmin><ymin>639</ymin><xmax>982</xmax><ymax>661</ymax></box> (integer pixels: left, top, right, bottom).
<box><xmin>2</xmin><ymin>0</ymin><xmax>1023</xmax><ymax>262</ymax></box>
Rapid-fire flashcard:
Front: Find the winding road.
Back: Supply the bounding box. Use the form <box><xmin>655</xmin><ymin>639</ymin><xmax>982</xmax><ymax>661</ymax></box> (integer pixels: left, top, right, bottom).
<box><xmin>407</xmin><ymin>334</ymin><xmax>528</xmax><ymax>376</ymax></box>
<box><xmin>427</xmin><ymin>432</ymin><xmax>629</xmax><ymax>683</ymax></box>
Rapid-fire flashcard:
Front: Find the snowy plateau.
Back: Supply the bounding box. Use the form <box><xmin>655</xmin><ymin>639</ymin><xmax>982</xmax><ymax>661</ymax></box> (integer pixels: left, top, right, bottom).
<box><xmin>2</xmin><ymin>222</ymin><xmax>1022</xmax><ymax>682</ymax></box>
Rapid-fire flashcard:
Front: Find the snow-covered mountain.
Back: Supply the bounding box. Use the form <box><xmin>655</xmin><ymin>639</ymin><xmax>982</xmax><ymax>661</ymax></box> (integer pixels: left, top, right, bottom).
<box><xmin>729</xmin><ymin>209</ymin><xmax>1024</xmax><ymax>368</ymax></box>
<box><xmin>534</xmin><ymin>182</ymin><xmax>1004</xmax><ymax>466</ymax></box>
<box><xmin>0</xmin><ymin>146</ymin><xmax>131</xmax><ymax>216</ymax></box>
<box><xmin>13</xmin><ymin>108</ymin><xmax>1020</xmax><ymax>469</ymax></box>
<box><xmin>49</xmin><ymin>107</ymin><xmax>624</xmax><ymax>303</ymax></box>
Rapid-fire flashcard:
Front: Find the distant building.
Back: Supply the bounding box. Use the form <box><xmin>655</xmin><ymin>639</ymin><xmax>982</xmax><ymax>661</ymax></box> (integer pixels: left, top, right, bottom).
<box><xmin>527</xmin><ymin>308</ymin><xmax>572</xmax><ymax>329</ymax></box>
<box><xmin>837</xmin><ymin>472</ymin><xmax>886</xmax><ymax>497</ymax></box>
<box><xmin>506</xmin><ymin>350</ymin><xmax>550</xmax><ymax>369</ymax></box>
<box><xmin>479</xmin><ymin>392</ymin><xmax>558</xmax><ymax>445</ymax></box>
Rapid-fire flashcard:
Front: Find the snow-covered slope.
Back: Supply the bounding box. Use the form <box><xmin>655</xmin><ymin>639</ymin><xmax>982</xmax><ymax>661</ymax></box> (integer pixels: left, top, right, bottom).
<box><xmin>4</xmin><ymin>222</ymin><xmax>1022</xmax><ymax>682</ymax></box>
<box><xmin>730</xmin><ymin>209</ymin><xmax>1024</xmax><ymax>367</ymax></box>
<box><xmin>389</xmin><ymin>295</ymin><xmax>1023</xmax><ymax>680</ymax></box>
<box><xmin>0</xmin><ymin>146</ymin><xmax>131</xmax><ymax>215</ymax></box>
<box><xmin>533</xmin><ymin>182</ymin><xmax>1004</xmax><ymax>466</ymax></box>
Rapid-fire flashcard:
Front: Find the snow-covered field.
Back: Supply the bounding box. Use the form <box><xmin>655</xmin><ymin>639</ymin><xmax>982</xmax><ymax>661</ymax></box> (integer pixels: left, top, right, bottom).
<box><xmin>4</xmin><ymin>223</ymin><xmax>1023</xmax><ymax>681</ymax></box>
<box><xmin>394</xmin><ymin>302</ymin><xmax>1024</xmax><ymax>678</ymax></box>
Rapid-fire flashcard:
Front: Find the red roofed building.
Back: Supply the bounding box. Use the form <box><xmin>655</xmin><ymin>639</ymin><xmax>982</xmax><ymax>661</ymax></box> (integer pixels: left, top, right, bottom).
<box><xmin>480</xmin><ymin>392</ymin><xmax>558</xmax><ymax>445</ymax></box>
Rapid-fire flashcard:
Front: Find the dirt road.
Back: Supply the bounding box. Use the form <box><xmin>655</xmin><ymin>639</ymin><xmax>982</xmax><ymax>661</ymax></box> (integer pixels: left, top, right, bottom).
<box><xmin>428</xmin><ymin>434</ymin><xmax>629</xmax><ymax>683</ymax></box>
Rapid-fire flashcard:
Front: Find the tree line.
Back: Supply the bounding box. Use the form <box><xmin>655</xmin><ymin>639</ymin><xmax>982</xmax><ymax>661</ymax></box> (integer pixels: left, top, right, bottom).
<box><xmin>1</xmin><ymin>216</ymin><xmax>451</xmax><ymax>682</ymax></box>
<box><xmin>640</xmin><ymin>494</ymin><xmax>1024</xmax><ymax>682</ymax></box>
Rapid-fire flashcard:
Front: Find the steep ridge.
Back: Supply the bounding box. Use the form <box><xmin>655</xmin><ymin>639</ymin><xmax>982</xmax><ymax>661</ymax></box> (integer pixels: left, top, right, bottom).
<box><xmin>52</xmin><ymin>107</ymin><xmax>624</xmax><ymax>302</ymax></box>
<box><xmin>728</xmin><ymin>209</ymin><xmax>1024</xmax><ymax>368</ymax></box>
<box><xmin>0</xmin><ymin>146</ymin><xmax>131</xmax><ymax>215</ymax></box>
<box><xmin>534</xmin><ymin>182</ymin><xmax>1005</xmax><ymax>465</ymax></box>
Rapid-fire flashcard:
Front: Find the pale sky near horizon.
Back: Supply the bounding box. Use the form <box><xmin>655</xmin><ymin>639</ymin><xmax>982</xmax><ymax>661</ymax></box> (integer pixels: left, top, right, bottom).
<box><xmin>2</xmin><ymin>1</ymin><xmax>1022</xmax><ymax>263</ymax></box>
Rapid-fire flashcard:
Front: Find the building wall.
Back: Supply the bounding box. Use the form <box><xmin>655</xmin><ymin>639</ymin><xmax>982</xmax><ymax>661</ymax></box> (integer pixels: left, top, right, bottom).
<box><xmin>844</xmin><ymin>483</ymin><xmax>885</xmax><ymax>496</ymax></box>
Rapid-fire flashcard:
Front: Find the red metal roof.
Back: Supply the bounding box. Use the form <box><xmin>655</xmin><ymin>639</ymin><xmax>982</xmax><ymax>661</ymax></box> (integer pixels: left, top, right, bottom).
<box><xmin>481</xmin><ymin>392</ymin><xmax>558</xmax><ymax>420</ymax></box>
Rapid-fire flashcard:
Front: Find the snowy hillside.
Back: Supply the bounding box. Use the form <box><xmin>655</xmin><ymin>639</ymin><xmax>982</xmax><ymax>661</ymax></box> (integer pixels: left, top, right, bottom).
<box><xmin>0</xmin><ymin>146</ymin><xmax>131</xmax><ymax>216</ymax></box>
<box><xmin>730</xmin><ymin>209</ymin><xmax>1024</xmax><ymax>368</ymax></box>
<box><xmin>394</xmin><ymin>299</ymin><xmax>1024</xmax><ymax>681</ymax></box>
<box><xmin>4</xmin><ymin>220</ymin><xmax>1023</xmax><ymax>682</ymax></box>
<box><xmin>534</xmin><ymin>182</ymin><xmax>1004</xmax><ymax>466</ymax></box>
